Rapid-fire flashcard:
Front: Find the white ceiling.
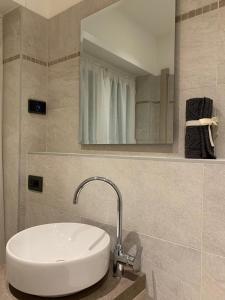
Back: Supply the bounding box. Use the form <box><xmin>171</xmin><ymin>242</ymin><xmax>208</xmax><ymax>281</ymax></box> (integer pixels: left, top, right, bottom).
<box><xmin>0</xmin><ymin>0</ymin><xmax>18</xmax><ymax>15</ymax></box>
<box><xmin>1</xmin><ymin>0</ymin><xmax>175</xmax><ymax>28</ymax></box>
<box><xmin>119</xmin><ymin>0</ymin><xmax>175</xmax><ymax>37</ymax></box>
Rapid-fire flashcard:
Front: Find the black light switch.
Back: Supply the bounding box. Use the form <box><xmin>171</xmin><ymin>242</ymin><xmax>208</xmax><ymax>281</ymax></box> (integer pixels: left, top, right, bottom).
<box><xmin>28</xmin><ymin>175</ymin><xmax>43</xmax><ymax>192</ymax></box>
<box><xmin>28</xmin><ymin>99</ymin><xmax>46</xmax><ymax>115</ymax></box>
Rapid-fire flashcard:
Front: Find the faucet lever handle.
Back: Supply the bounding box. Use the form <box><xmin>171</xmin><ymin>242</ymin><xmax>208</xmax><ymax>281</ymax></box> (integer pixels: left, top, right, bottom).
<box><xmin>133</xmin><ymin>246</ymin><xmax>143</xmax><ymax>272</ymax></box>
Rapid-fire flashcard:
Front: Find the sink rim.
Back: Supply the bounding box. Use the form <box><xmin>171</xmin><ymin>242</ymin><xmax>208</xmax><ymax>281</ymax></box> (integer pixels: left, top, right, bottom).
<box><xmin>6</xmin><ymin>222</ymin><xmax>111</xmax><ymax>266</ymax></box>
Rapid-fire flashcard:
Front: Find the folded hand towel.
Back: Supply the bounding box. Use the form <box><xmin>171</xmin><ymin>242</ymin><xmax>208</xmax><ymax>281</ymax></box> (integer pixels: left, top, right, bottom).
<box><xmin>185</xmin><ymin>97</ymin><xmax>216</xmax><ymax>159</ymax></box>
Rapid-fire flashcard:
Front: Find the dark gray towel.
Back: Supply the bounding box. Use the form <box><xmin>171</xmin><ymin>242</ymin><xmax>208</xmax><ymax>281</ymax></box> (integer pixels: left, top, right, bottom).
<box><xmin>185</xmin><ymin>97</ymin><xmax>216</xmax><ymax>159</ymax></box>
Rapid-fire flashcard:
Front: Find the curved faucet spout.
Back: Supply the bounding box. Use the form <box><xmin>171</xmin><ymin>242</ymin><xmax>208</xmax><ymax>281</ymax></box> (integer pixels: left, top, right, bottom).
<box><xmin>73</xmin><ymin>176</ymin><xmax>123</xmax><ymax>247</ymax></box>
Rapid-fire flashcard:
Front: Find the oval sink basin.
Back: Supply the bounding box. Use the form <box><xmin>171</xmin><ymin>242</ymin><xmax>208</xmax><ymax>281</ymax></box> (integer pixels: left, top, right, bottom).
<box><xmin>6</xmin><ymin>223</ymin><xmax>110</xmax><ymax>297</ymax></box>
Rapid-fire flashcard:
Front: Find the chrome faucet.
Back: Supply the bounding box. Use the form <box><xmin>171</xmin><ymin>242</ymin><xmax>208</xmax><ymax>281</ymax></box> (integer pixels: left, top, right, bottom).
<box><xmin>73</xmin><ymin>176</ymin><xmax>142</xmax><ymax>277</ymax></box>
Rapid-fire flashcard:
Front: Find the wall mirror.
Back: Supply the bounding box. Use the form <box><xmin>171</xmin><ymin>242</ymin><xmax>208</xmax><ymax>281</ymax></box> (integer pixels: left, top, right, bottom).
<box><xmin>80</xmin><ymin>0</ymin><xmax>176</xmax><ymax>145</ymax></box>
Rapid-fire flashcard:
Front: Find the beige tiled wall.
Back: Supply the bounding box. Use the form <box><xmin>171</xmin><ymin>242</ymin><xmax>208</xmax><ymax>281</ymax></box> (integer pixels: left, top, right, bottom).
<box><xmin>3</xmin><ymin>8</ymin><xmax>21</xmax><ymax>241</ymax></box>
<box><xmin>19</xmin><ymin>8</ymin><xmax>48</xmax><ymax>229</ymax></box>
<box><xmin>26</xmin><ymin>153</ymin><xmax>225</xmax><ymax>299</ymax></box>
<box><xmin>25</xmin><ymin>2</ymin><xmax>225</xmax><ymax>299</ymax></box>
<box><xmin>3</xmin><ymin>8</ymin><xmax>21</xmax><ymax>60</ymax></box>
<box><xmin>176</xmin><ymin>1</ymin><xmax>225</xmax><ymax>159</ymax></box>
<box><xmin>2</xmin><ymin>7</ymin><xmax>48</xmax><ymax>235</ymax></box>
<box><xmin>3</xmin><ymin>60</ymin><xmax>21</xmax><ymax>241</ymax></box>
<box><xmin>47</xmin><ymin>57</ymin><xmax>79</xmax><ymax>152</ymax></box>
<box><xmin>4</xmin><ymin>0</ymin><xmax>225</xmax><ymax>299</ymax></box>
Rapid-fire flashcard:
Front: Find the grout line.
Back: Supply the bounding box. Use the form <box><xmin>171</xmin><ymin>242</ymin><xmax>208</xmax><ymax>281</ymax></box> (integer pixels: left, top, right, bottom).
<box><xmin>126</xmin><ymin>229</ymin><xmax>201</xmax><ymax>252</ymax></box>
<box><xmin>202</xmin><ymin>249</ymin><xmax>225</xmax><ymax>260</ymax></box>
<box><xmin>200</xmin><ymin>165</ymin><xmax>205</xmax><ymax>300</ymax></box>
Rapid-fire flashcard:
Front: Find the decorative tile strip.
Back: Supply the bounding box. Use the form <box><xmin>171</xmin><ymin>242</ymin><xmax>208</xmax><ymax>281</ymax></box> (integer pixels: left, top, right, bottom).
<box><xmin>3</xmin><ymin>54</ymin><xmax>20</xmax><ymax>64</ymax></box>
<box><xmin>176</xmin><ymin>1</ymin><xmax>218</xmax><ymax>23</ymax></box>
<box><xmin>3</xmin><ymin>52</ymin><xmax>80</xmax><ymax>67</ymax></box>
<box><xmin>22</xmin><ymin>54</ymin><xmax>47</xmax><ymax>66</ymax></box>
<box><xmin>48</xmin><ymin>52</ymin><xmax>80</xmax><ymax>66</ymax></box>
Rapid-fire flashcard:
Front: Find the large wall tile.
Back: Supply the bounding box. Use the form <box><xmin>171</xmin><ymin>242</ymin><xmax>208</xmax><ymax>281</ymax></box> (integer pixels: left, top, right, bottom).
<box><xmin>25</xmin><ymin>201</ymin><xmax>82</xmax><ymax>227</ymax></box>
<box><xmin>3</xmin><ymin>8</ymin><xmax>21</xmax><ymax>59</ymax></box>
<box><xmin>48</xmin><ymin>58</ymin><xmax>79</xmax><ymax>110</ymax></box>
<box><xmin>21</xmin><ymin>60</ymin><xmax>47</xmax><ymax>152</ymax></box>
<box><xmin>48</xmin><ymin>7</ymin><xmax>80</xmax><ymax>61</ymax></box>
<box><xmin>46</xmin><ymin>107</ymin><xmax>79</xmax><ymax>152</ymax></box>
<box><xmin>177</xmin><ymin>10</ymin><xmax>218</xmax><ymax>50</ymax></box>
<box><xmin>47</xmin><ymin>58</ymin><xmax>80</xmax><ymax>152</ymax></box>
<box><xmin>176</xmin><ymin>45</ymin><xmax>217</xmax><ymax>91</ymax></box>
<box><xmin>27</xmin><ymin>154</ymin><xmax>203</xmax><ymax>249</ymax></box>
<box><xmin>202</xmin><ymin>252</ymin><xmax>225</xmax><ymax>300</ymax></box>
<box><xmin>203</xmin><ymin>163</ymin><xmax>225</xmax><ymax>257</ymax></box>
<box><xmin>3</xmin><ymin>60</ymin><xmax>21</xmax><ymax>241</ymax></box>
<box><xmin>80</xmin><ymin>157</ymin><xmax>203</xmax><ymax>249</ymax></box>
<box><xmin>141</xmin><ymin>236</ymin><xmax>201</xmax><ymax>288</ymax></box>
<box><xmin>141</xmin><ymin>236</ymin><xmax>201</xmax><ymax>300</ymax></box>
<box><xmin>21</xmin><ymin>8</ymin><xmax>48</xmax><ymax>61</ymax></box>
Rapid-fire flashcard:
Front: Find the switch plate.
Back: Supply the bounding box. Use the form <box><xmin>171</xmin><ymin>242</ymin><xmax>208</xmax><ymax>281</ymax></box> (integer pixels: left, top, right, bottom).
<box><xmin>28</xmin><ymin>99</ymin><xmax>46</xmax><ymax>115</ymax></box>
<box><xmin>28</xmin><ymin>175</ymin><xmax>43</xmax><ymax>192</ymax></box>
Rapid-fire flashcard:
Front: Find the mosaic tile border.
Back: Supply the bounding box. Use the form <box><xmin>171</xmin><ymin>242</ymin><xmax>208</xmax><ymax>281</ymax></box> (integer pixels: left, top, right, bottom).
<box><xmin>22</xmin><ymin>54</ymin><xmax>47</xmax><ymax>66</ymax></box>
<box><xmin>3</xmin><ymin>52</ymin><xmax>80</xmax><ymax>66</ymax></box>
<box><xmin>176</xmin><ymin>1</ymin><xmax>224</xmax><ymax>23</ymax></box>
<box><xmin>3</xmin><ymin>54</ymin><xmax>20</xmax><ymax>64</ymax></box>
<box><xmin>48</xmin><ymin>52</ymin><xmax>80</xmax><ymax>66</ymax></box>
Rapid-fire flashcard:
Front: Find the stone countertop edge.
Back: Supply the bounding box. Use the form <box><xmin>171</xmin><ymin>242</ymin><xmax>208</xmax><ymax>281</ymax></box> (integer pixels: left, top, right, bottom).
<box><xmin>0</xmin><ymin>264</ymin><xmax>146</xmax><ymax>300</ymax></box>
<box><xmin>28</xmin><ymin>151</ymin><xmax>225</xmax><ymax>164</ymax></box>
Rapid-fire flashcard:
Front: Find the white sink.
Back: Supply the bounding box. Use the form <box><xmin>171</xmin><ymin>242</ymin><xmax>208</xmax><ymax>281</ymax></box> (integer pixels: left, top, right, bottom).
<box><xmin>6</xmin><ymin>223</ymin><xmax>110</xmax><ymax>297</ymax></box>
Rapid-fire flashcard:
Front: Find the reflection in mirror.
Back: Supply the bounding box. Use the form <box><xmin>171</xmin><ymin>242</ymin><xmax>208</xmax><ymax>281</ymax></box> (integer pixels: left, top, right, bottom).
<box><xmin>80</xmin><ymin>0</ymin><xmax>175</xmax><ymax>145</ymax></box>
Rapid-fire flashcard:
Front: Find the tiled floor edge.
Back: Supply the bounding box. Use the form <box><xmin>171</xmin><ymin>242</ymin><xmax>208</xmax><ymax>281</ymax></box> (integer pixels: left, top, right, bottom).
<box><xmin>176</xmin><ymin>1</ymin><xmax>221</xmax><ymax>23</ymax></box>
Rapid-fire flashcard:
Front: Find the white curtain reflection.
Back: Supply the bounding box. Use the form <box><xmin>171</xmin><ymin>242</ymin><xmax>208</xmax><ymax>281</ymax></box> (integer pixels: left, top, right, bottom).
<box><xmin>80</xmin><ymin>55</ymin><xmax>136</xmax><ymax>144</ymax></box>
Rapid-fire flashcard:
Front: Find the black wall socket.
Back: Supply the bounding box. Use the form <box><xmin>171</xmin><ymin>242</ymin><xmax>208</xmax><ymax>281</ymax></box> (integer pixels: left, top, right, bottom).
<box><xmin>28</xmin><ymin>99</ymin><xmax>46</xmax><ymax>115</ymax></box>
<box><xmin>28</xmin><ymin>175</ymin><xmax>43</xmax><ymax>192</ymax></box>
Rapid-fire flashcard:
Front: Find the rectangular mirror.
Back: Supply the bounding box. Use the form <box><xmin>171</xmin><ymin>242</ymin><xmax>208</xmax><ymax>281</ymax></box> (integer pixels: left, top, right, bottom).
<box><xmin>80</xmin><ymin>0</ymin><xmax>175</xmax><ymax>145</ymax></box>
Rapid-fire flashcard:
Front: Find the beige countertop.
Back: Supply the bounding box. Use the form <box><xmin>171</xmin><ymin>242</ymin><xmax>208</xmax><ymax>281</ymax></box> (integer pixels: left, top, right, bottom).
<box><xmin>0</xmin><ymin>265</ymin><xmax>145</xmax><ymax>300</ymax></box>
